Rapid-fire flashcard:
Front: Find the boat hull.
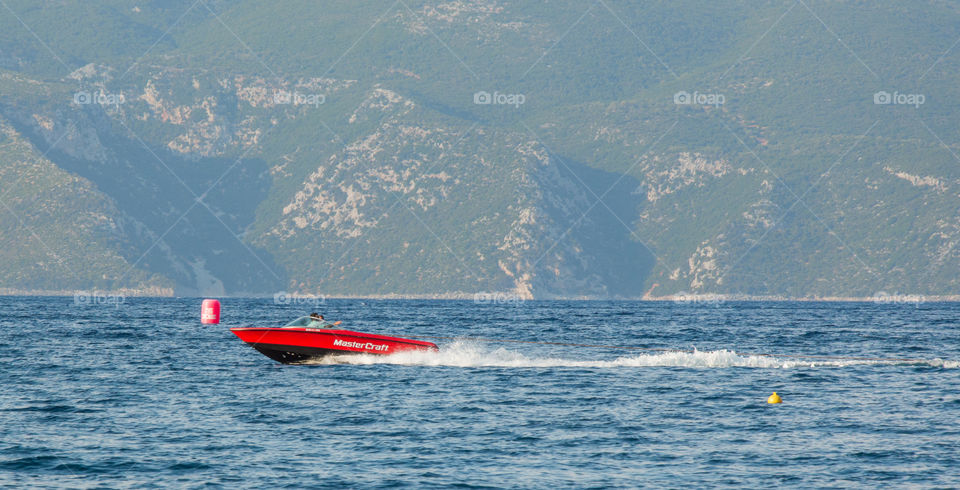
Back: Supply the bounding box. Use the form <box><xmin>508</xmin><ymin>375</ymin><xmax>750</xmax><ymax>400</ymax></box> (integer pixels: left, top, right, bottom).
<box><xmin>230</xmin><ymin>327</ymin><xmax>438</xmax><ymax>364</ymax></box>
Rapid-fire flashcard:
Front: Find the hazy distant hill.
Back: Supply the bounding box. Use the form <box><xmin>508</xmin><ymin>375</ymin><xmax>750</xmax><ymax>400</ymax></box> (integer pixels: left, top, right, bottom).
<box><xmin>0</xmin><ymin>0</ymin><xmax>957</xmax><ymax>298</ymax></box>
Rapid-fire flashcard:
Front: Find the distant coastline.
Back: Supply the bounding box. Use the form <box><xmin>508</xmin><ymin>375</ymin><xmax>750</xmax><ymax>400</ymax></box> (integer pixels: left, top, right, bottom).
<box><xmin>643</xmin><ymin>293</ymin><xmax>960</xmax><ymax>303</ymax></box>
<box><xmin>1</xmin><ymin>289</ymin><xmax>957</xmax><ymax>302</ymax></box>
<box><xmin>0</xmin><ymin>287</ymin><xmax>175</xmax><ymax>298</ymax></box>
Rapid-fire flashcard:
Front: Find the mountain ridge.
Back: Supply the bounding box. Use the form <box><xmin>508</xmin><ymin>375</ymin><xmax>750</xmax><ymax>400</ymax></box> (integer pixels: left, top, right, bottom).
<box><xmin>0</xmin><ymin>1</ymin><xmax>957</xmax><ymax>298</ymax></box>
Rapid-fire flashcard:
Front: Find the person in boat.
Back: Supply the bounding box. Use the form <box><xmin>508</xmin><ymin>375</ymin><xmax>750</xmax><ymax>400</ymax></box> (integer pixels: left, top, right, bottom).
<box><xmin>307</xmin><ymin>313</ymin><xmax>340</xmax><ymax>328</ymax></box>
<box><xmin>285</xmin><ymin>313</ymin><xmax>341</xmax><ymax>328</ymax></box>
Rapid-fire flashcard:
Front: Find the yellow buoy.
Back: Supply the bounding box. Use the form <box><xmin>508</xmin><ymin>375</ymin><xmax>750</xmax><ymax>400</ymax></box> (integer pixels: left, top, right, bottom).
<box><xmin>767</xmin><ymin>392</ymin><xmax>782</xmax><ymax>404</ymax></box>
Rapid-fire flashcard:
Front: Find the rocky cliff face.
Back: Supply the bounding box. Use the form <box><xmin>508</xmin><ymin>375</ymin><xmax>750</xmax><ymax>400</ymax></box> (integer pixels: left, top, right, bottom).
<box><xmin>253</xmin><ymin>87</ymin><xmax>651</xmax><ymax>297</ymax></box>
<box><xmin>0</xmin><ymin>114</ymin><xmax>169</xmax><ymax>293</ymax></box>
<box><xmin>2</xmin><ymin>68</ymin><xmax>652</xmax><ymax>297</ymax></box>
<box><xmin>1</xmin><ymin>1</ymin><xmax>959</xmax><ymax>298</ymax></box>
<box><xmin>2</xmin><ymin>68</ymin><xmax>282</xmax><ymax>295</ymax></box>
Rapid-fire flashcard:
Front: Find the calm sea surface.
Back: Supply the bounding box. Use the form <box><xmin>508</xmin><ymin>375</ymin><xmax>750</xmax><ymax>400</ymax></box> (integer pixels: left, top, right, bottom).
<box><xmin>1</xmin><ymin>297</ymin><xmax>958</xmax><ymax>488</ymax></box>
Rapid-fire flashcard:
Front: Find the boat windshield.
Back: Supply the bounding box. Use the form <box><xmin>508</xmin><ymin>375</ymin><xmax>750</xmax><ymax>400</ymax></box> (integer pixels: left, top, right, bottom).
<box><xmin>284</xmin><ymin>316</ymin><xmax>331</xmax><ymax>328</ymax></box>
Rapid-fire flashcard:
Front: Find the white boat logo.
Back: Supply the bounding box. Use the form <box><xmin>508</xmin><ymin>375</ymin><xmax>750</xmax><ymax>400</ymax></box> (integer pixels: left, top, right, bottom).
<box><xmin>333</xmin><ymin>338</ymin><xmax>389</xmax><ymax>352</ymax></box>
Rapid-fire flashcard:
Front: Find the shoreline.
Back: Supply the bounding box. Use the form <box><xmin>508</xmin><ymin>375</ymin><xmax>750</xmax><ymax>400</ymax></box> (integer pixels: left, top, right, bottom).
<box><xmin>0</xmin><ymin>290</ymin><xmax>956</xmax><ymax>302</ymax></box>
<box><xmin>0</xmin><ymin>287</ymin><xmax>174</xmax><ymax>297</ymax></box>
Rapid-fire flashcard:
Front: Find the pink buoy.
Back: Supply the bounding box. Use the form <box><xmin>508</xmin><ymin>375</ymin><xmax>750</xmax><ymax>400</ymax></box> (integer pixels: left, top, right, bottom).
<box><xmin>201</xmin><ymin>299</ymin><xmax>220</xmax><ymax>324</ymax></box>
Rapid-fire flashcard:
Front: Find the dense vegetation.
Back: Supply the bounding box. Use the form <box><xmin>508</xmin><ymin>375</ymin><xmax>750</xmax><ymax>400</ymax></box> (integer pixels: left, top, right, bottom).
<box><xmin>0</xmin><ymin>1</ymin><xmax>957</xmax><ymax>297</ymax></box>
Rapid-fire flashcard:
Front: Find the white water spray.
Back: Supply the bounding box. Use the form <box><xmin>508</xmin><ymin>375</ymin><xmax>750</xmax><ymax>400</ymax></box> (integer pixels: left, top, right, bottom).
<box><xmin>307</xmin><ymin>341</ymin><xmax>959</xmax><ymax>369</ymax></box>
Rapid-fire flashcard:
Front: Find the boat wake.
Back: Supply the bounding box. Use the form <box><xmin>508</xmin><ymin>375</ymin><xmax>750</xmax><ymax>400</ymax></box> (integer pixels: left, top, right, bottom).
<box><xmin>308</xmin><ymin>340</ymin><xmax>960</xmax><ymax>369</ymax></box>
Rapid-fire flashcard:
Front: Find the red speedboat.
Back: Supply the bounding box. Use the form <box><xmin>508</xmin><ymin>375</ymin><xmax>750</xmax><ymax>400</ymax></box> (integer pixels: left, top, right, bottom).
<box><xmin>231</xmin><ymin>316</ymin><xmax>439</xmax><ymax>364</ymax></box>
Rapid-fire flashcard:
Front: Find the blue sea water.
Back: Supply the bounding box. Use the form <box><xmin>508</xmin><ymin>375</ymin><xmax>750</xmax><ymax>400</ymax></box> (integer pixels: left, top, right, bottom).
<box><xmin>1</xmin><ymin>297</ymin><xmax>958</xmax><ymax>488</ymax></box>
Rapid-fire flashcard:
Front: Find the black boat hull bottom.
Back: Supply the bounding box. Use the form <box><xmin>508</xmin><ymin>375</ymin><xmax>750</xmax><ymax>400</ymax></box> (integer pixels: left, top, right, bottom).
<box><xmin>248</xmin><ymin>343</ymin><xmax>365</xmax><ymax>364</ymax></box>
